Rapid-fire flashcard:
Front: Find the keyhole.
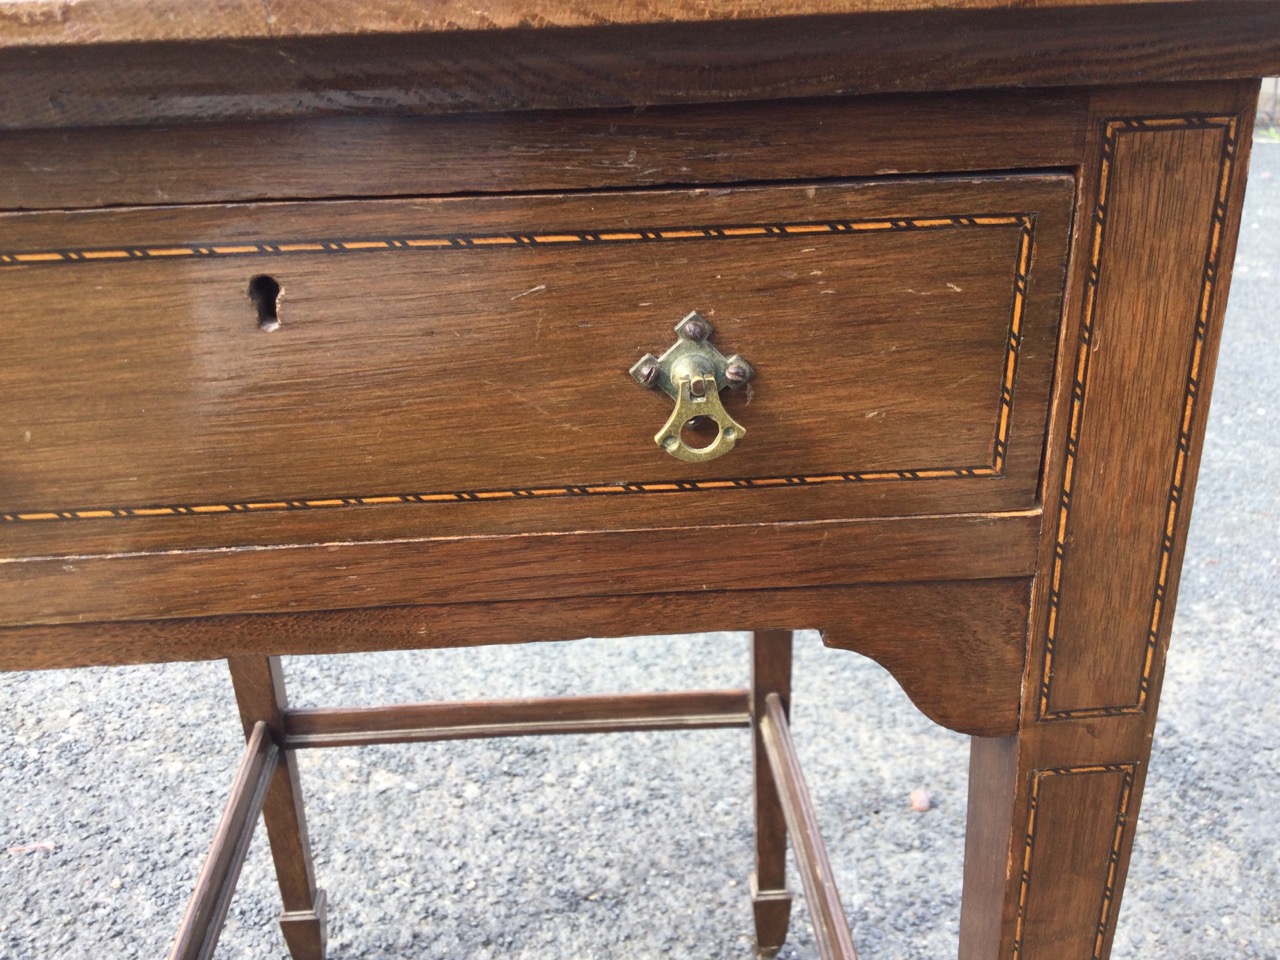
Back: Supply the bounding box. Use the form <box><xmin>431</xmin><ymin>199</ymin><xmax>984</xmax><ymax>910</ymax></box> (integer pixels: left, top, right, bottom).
<box><xmin>248</xmin><ymin>275</ymin><xmax>282</xmax><ymax>331</ymax></box>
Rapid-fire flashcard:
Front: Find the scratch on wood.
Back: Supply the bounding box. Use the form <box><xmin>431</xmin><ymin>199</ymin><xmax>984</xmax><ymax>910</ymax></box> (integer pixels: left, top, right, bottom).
<box><xmin>511</xmin><ymin>284</ymin><xmax>547</xmax><ymax>301</ymax></box>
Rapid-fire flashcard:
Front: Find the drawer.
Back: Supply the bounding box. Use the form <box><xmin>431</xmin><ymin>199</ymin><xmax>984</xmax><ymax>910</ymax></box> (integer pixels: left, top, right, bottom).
<box><xmin>1</xmin><ymin>175</ymin><xmax>1071</xmax><ymax>564</ymax></box>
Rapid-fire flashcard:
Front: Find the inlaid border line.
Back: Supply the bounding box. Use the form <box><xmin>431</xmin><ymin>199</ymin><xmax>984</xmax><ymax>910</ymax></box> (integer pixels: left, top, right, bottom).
<box><xmin>0</xmin><ymin>214</ymin><xmax>1025</xmax><ymax>267</ymax></box>
<box><xmin>2</xmin><ymin>212</ymin><xmax>1035</xmax><ymax>525</ymax></box>
<box><xmin>1037</xmin><ymin>114</ymin><xmax>1239</xmax><ymax>721</ymax></box>
<box><xmin>1010</xmin><ymin>763</ymin><xmax>1137</xmax><ymax>960</ymax></box>
<box><xmin>993</xmin><ymin>216</ymin><xmax>1036</xmax><ymax>474</ymax></box>
<box><xmin>2</xmin><ymin>465</ymin><xmax>1003</xmax><ymax>523</ymax></box>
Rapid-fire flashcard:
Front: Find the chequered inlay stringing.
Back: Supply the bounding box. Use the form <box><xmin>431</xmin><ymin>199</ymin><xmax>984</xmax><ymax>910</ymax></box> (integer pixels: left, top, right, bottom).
<box><xmin>1038</xmin><ymin>114</ymin><xmax>1240</xmax><ymax>722</ymax></box>
<box><xmin>3</xmin><ymin>213</ymin><xmax>1036</xmax><ymax>524</ymax></box>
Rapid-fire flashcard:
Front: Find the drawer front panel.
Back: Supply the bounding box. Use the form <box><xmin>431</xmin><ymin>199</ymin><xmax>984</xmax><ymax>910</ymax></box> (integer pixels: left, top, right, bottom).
<box><xmin>1</xmin><ymin>177</ymin><xmax>1071</xmax><ymax>557</ymax></box>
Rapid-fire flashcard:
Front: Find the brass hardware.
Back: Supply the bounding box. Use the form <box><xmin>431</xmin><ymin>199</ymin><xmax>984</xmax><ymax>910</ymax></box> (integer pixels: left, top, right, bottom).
<box><xmin>630</xmin><ymin>311</ymin><xmax>754</xmax><ymax>463</ymax></box>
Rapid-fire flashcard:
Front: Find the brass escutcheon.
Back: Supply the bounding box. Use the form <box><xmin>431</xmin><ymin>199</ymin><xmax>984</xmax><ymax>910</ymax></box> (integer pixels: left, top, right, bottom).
<box><xmin>630</xmin><ymin>311</ymin><xmax>754</xmax><ymax>463</ymax></box>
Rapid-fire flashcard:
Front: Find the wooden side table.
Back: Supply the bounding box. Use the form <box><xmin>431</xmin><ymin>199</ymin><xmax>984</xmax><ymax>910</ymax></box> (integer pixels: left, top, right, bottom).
<box><xmin>2</xmin><ymin>3</ymin><xmax>1277</xmax><ymax>957</ymax></box>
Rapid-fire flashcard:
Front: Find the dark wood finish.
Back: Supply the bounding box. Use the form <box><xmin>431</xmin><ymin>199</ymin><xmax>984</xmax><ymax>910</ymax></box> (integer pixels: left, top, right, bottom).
<box><xmin>751</xmin><ymin>631</ymin><xmax>794</xmax><ymax>958</ymax></box>
<box><xmin>0</xmin><ymin>92</ymin><xmax>1087</xmax><ymax>212</ymax></box>
<box><xmin>1039</xmin><ymin>107</ymin><xmax>1242</xmax><ymax>719</ymax></box>
<box><xmin>760</xmin><ymin>693</ymin><xmax>860</xmax><ymax>960</ymax></box>
<box><xmin>227</xmin><ymin>657</ymin><xmax>328</xmax><ymax>960</ymax></box>
<box><xmin>956</xmin><ymin>80</ymin><xmax>1258</xmax><ymax>960</ymax></box>
<box><xmin>1</xmin><ymin>2</ymin><xmax>1275</xmax><ymax>956</ymax></box>
<box><xmin>958</xmin><ymin>735</ymin><xmax>1019</xmax><ymax>956</ymax></box>
<box><xmin>282</xmin><ymin>690</ymin><xmax>750</xmax><ymax>748</ymax></box>
<box><xmin>0</xmin><ymin>579</ymin><xmax>1032</xmax><ymax>737</ymax></box>
<box><xmin>2</xmin><ymin>5</ymin><xmax>1279</xmax><ymax>127</ymax></box>
<box><xmin>168</xmin><ymin>721</ymin><xmax>278</xmax><ymax>960</ymax></box>
<box><xmin>1</xmin><ymin>513</ymin><xmax>1040</xmax><ymax>626</ymax></box>
<box><xmin>0</xmin><ymin>177</ymin><xmax>1070</xmax><ymax>562</ymax></box>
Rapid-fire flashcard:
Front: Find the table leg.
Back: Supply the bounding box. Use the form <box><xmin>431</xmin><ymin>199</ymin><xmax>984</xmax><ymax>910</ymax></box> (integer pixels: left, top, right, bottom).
<box><xmin>959</xmin><ymin>730</ymin><xmax>1152</xmax><ymax>960</ymax></box>
<box><xmin>750</xmin><ymin>630</ymin><xmax>794</xmax><ymax>958</ymax></box>
<box><xmin>957</xmin><ymin>80</ymin><xmax>1258</xmax><ymax>960</ymax></box>
<box><xmin>227</xmin><ymin>656</ymin><xmax>328</xmax><ymax>960</ymax></box>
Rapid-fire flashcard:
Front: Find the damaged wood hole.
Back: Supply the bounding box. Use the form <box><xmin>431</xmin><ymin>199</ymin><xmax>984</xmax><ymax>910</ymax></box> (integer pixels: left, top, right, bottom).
<box><xmin>248</xmin><ymin>275</ymin><xmax>282</xmax><ymax>331</ymax></box>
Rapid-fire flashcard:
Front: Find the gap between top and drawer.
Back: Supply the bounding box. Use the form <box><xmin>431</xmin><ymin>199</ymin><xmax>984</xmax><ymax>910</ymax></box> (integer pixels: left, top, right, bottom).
<box><xmin>0</xmin><ymin>90</ymin><xmax>1089</xmax><ymax>213</ymax></box>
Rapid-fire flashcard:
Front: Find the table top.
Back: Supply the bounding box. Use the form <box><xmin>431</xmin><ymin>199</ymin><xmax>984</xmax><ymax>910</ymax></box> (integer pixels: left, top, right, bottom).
<box><xmin>0</xmin><ymin>0</ymin><xmax>1248</xmax><ymax>48</ymax></box>
<box><xmin>2</xmin><ymin>0</ymin><xmax>1278</xmax><ymax>128</ymax></box>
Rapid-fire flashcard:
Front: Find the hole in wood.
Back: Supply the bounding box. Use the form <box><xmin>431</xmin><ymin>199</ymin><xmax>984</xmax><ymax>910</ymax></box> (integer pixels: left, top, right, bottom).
<box><xmin>248</xmin><ymin>275</ymin><xmax>282</xmax><ymax>331</ymax></box>
<box><xmin>681</xmin><ymin>415</ymin><xmax>720</xmax><ymax>450</ymax></box>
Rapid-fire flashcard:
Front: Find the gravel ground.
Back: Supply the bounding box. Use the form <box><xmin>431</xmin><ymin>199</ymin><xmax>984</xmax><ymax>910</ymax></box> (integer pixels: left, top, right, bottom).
<box><xmin>2</xmin><ymin>141</ymin><xmax>1277</xmax><ymax>960</ymax></box>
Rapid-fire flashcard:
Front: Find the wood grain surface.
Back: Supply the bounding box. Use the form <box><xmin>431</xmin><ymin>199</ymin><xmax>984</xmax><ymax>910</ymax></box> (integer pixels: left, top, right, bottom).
<box><xmin>954</xmin><ymin>80</ymin><xmax>1259</xmax><ymax>960</ymax></box>
<box><xmin>759</xmin><ymin>693</ymin><xmax>860</xmax><ymax>960</ymax></box>
<box><xmin>227</xmin><ymin>657</ymin><xmax>327</xmax><ymax>960</ymax></box>
<box><xmin>0</xmin><ymin>577</ymin><xmax>1033</xmax><ymax>737</ymax></box>
<box><xmin>1</xmin><ymin>0</ymin><xmax>1269</xmax><ymax>949</ymax></box>
<box><xmin>281</xmin><ymin>690</ymin><xmax>753</xmax><ymax>747</ymax></box>
<box><xmin>167</xmin><ymin>720</ymin><xmax>277</xmax><ymax>960</ymax></box>
<box><xmin>0</xmin><ymin>511</ymin><xmax>1039</xmax><ymax>625</ymax></box>
<box><xmin>0</xmin><ymin>177</ymin><xmax>1070</xmax><ymax>564</ymax></box>
<box><xmin>0</xmin><ymin>91</ymin><xmax>1088</xmax><ymax>212</ymax></box>
<box><xmin>1039</xmin><ymin>115</ymin><xmax>1241</xmax><ymax>718</ymax></box>
<box><xmin>0</xmin><ymin>0</ymin><xmax>1231</xmax><ymax>47</ymax></box>
<box><xmin>2</xmin><ymin>5</ymin><xmax>1278</xmax><ymax>126</ymax></box>
<box><xmin>750</xmin><ymin>630</ymin><xmax>794</xmax><ymax>955</ymax></box>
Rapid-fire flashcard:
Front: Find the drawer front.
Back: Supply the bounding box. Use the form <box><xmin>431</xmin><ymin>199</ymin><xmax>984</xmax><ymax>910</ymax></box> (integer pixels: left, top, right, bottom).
<box><xmin>1</xmin><ymin>176</ymin><xmax>1071</xmax><ymax>560</ymax></box>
